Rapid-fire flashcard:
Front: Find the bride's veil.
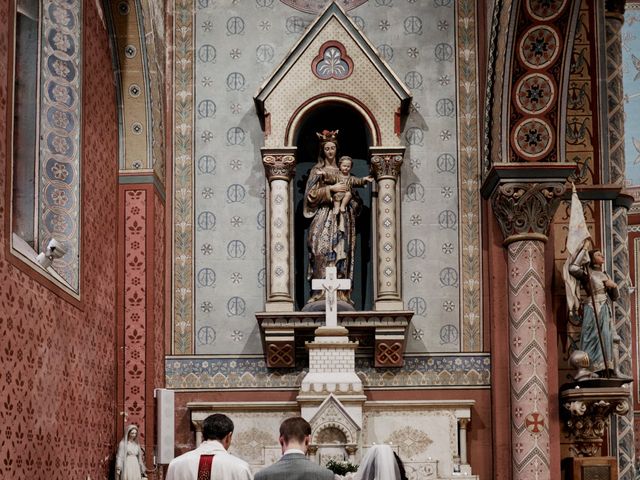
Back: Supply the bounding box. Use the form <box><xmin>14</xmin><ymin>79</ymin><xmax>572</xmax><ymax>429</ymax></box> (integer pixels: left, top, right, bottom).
<box><xmin>355</xmin><ymin>444</ymin><xmax>401</xmax><ymax>480</ymax></box>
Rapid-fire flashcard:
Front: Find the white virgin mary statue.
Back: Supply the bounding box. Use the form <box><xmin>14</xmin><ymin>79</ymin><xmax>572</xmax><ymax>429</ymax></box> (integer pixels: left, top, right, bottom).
<box><xmin>115</xmin><ymin>425</ymin><xmax>147</xmax><ymax>480</ymax></box>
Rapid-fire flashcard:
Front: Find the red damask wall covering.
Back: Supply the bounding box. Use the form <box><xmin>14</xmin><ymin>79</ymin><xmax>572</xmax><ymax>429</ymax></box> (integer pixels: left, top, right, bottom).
<box><xmin>0</xmin><ymin>0</ymin><xmax>118</xmax><ymax>478</ymax></box>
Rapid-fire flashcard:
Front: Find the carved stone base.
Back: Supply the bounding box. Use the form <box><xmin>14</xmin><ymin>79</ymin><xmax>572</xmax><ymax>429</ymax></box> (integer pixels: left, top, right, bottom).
<box><xmin>256</xmin><ymin>310</ymin><xmax>413</xmax><ymax>368</ymax></box>
<box><xmin>560</xmin><ymin>384</ymin><xmax>630</xmax><ymax>457</ymax></box>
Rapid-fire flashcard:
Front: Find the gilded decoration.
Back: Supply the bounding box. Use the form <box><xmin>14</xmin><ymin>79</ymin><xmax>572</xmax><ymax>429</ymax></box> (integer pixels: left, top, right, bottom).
<box><xmin>491</xmin><ymin>182</ymin><xmax>566</xmax><ymax>242</ymax></box>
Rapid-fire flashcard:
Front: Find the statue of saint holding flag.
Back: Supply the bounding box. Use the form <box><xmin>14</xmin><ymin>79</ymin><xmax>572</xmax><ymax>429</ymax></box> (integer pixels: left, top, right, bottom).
<box><xmin>562</xmin><ymin>184</ymin><xmax>620</xmax><ymax>378</ymax></box>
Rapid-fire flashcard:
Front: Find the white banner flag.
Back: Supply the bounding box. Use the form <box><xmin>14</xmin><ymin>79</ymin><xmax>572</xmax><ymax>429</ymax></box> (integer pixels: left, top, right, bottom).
<box><xmin>562</xmin><ymin>183</ymin><xmax>592</xmax><ymax>312</ymax></box>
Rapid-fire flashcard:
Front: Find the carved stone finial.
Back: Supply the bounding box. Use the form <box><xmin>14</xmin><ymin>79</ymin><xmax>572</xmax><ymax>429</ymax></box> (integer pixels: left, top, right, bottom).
<box><xmin>371</xmin><ymin>154</ymin><xmax>403</xmax><ymax>180</ymax></box>
<box><xmin>263</xmin><ymin>154</ymin><xmax>296</xmax><ymax>181</ymax></box>
<box><xmin>491</xmin><ymin>182</ymin><xmax>566</xmax><ymax>244</ymax></box>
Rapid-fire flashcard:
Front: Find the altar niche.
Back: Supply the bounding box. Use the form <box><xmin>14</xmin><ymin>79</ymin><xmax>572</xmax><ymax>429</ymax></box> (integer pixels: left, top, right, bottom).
<box><xmin>293</xmin><ymin>103</ymin><xmax>374</xmax><ymax>311</ymax></box>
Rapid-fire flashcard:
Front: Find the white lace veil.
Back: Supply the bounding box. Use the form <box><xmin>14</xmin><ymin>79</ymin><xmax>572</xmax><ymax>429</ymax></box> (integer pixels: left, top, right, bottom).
<box><xmin>355</xmin><ymin>444</ymin><xmax>401</xmax><ymax>480</ymax></box>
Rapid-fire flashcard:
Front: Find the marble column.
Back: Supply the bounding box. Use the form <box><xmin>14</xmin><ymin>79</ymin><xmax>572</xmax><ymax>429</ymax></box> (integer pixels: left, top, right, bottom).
<box><xmin>370</xmin><ymin>147</ymin><xmax>405</xmax><ymax>311</ymax></box>
<box><xmin>491</xmin><ymin>182</ymin><xmax>565</xmax><ymax>480</ymax></box>
<box><xmin>605</xmin><ymin>2</ymin><xmax>635</xmax><ymax>478</ymax></box>
<box><xmin>262</xmin><ymin>148</ymin><xmax>296</xmax><ymax>312</ymax></box>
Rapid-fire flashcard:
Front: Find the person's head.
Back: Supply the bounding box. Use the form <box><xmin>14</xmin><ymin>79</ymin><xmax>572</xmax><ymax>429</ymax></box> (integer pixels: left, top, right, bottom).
<box><xmin>589</xmin><ymin>249</ymin><xmax>604</xmax><ymax>268</ymax></box>
<box><xmin>125</xmin><ymin>425</ymin><xmax>138</xmax><ymax>442</ymax></box>
<box><xmin>338</xmin><ymin>156</ymin><xmax>353</xmax><ymax>175</ymax></box>
<box><xmin>279</xmin><ymin>416</ymin><xmax>312</xmax><ymax>453</ymax></box>
<box><xmin>358</xmin><ymin>444</ymin><xmax>402</xmax><ymax>480</ymax></box>
<box><xmin>316</xmin><ymin>130</ymin><xmax>339</xmax><ymax>165</ymax></box>
<box><xmin>202</xmin><ymin>414</ymin><xmax>235</xmax><ymax>450</ymax></box>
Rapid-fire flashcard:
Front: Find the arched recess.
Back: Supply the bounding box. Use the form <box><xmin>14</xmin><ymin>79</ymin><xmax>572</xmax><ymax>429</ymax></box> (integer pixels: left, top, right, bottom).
<box><xmin>291</xmin><ymin>101</ymin><xmax>374</xmax><ymax>311</ymax></box>
<box><xmin>254</xmin><ymin>2</ymin><xmax>411</xmax><ymax>313</ymax></box>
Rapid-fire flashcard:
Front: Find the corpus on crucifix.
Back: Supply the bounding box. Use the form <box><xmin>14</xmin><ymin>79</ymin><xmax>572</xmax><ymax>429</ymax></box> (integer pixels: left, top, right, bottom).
<box><xmin>311</xmin><ymin>266</ymin><xmax>350</xmax><ymax>328</ymax></box>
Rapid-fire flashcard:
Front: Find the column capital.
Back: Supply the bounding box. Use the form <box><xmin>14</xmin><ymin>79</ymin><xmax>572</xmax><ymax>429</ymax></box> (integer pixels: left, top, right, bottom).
<box><xmin>370</xmin><ymin>146</ymin><xmax>405</xmax><ymax>180</ymax></box>
<box><xmin>370</xmin><ymin>153</ymin><xmax>403</xmax><ymax>180</ymax></box>
<box><xmin>491</xmin><ymin>181</ymin><xmax>566</xmax><ymax>245</ymax></box>
<box><xmin>262</xmin><ymin>148</ymin><xmax>297</xmax><ymax>181</ymax></box>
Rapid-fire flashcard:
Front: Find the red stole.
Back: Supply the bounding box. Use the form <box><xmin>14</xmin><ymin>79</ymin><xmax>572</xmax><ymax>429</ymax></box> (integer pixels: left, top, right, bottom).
<box><xmin>197</xmin><ymin>454</ymin><xmax>215</xmax><ymax>480</ymax></box>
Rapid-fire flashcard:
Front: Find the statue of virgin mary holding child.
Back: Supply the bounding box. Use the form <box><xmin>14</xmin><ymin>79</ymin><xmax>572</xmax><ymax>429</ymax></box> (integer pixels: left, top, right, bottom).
<box><xmin>303</xmin><ymin>130</ymin><xmax>368</xmax><ymax>309</ymax></box>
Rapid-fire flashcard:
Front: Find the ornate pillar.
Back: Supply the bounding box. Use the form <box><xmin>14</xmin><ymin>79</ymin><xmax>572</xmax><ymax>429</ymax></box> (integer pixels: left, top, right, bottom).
<box><xmin>491</xmin><ymin>181</ymin><xmax>566</xmax><ymax>480</ymax></box>
<box><xmin>459</xmin><ymin>418</ymin><xmax>469</xmax><ymax>465</ymax></box>
<box><xmin>370</xmin><ymin>147</ymin><xmax>405</xmax><ymax>311</ymax></box>
<box><xmin>262</xmin><ymin>148</ymin><xmax>296</xmax><ymax>312</ymax></box>
<box><xmin>604</xmin><ymin>1</ymin><xmax>635</xmax><ymax>478</ymax></box>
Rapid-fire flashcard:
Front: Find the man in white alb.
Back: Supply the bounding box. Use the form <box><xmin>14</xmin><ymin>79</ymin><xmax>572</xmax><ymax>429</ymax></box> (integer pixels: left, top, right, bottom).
<box><xmin>166</xmin><ymin>413</ymin><xmax>253</xmax><ymax>480</ymax></box>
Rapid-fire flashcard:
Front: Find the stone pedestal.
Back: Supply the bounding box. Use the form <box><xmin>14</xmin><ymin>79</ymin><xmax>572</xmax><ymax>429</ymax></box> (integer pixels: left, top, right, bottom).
<box><xmin>560</xmin><ymin>384</ymin><xmax>631</xmax><ymax>457</ymax></box>
<box><xmin>298</xmin><ymin>326</ymin><xmax>365</xmax><ymax>426</ymax></box>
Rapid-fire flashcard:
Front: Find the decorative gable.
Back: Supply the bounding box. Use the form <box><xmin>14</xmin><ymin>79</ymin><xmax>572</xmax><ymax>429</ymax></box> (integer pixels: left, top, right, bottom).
<box><xmin>254</xmin><ymin>1</ymin><xmax>411</xmax><ymax>147</ymax></box>
<box><xmin>309</xmin><ymin>393</ymin><xmax>361</xmax><ymax>445</ymax></box>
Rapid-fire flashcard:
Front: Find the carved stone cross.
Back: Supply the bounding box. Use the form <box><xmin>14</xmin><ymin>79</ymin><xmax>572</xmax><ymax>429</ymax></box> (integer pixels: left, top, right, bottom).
<box><xmin>311</xmin><ymin>266</ymin><xmax>351</xmax><ymax>328</ymax></box>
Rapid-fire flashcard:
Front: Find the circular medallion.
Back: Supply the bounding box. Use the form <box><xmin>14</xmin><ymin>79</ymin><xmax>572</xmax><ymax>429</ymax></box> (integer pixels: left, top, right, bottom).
<box><xmin>514</xmin><ymin>73</ymin><xmax>556</xmax><ymax>115</ymax></box>
<box><xmin>526</xmin><ymin>0</ymin><xmax>568</xmax><ymax>21</ymax></box>
<box><xmin>524</xmin><ymin>412</ymin><xmax>545</xmax><ymax>434</ymax></box>
<box><xmin>512</xmin><ymin>118</ymin><xmax>554</xmax><ymax>161</ymax></box>
<box><xmin>519</xmin><ymin>25</ymin><xmax>561</xmax><ymax>69</ymax></box>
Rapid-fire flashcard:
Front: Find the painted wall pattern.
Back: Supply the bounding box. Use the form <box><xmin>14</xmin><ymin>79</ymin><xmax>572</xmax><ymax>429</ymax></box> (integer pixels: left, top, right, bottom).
<box><xmin>623</xmin><ymin>5</ymin><xmax>640</xmax><ymax>186</ymax></box>
<box><xmin>38</xmin><ymin>0</ymin><xmax>83</xmax><ymax>290</ymax></box>
<box><xmin>165</xmin><ymin>354</ymin><xmax>490</xmax><ymax>389</ymax></box>
<box><xmin>624</xmin><ymin>4</ymin><xmax>640</xmax><ymax>470</ymax></box>
<box><xmin>507</xmin><ymin>241</ymin><xmax>550</xmax><ymax>480</ymax></box>
<box><xmin>609</xmin><ymin>5</ymin><xmax>635</xmax><ymax>479</ymax></box>
<box><xmin>173</xmin><ymin>0</ymin><xmax>481</xmax><ymax>359</ymax></box>
<box><xmin>123</xmin><ymin>189</ymin><xmax>148</xmax><ymax>438</ymax></box>
<box><xmin>0</xmin><ymin>0</ymin><xmax>118</xmax><ymax>477</ymax></box>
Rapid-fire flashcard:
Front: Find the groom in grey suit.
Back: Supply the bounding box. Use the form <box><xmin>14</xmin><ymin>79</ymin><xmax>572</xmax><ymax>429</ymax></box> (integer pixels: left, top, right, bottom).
<box><xmin>255</xmin><ymin>417</ymin><xmax>334</xmax><ymax>480</ymax></box>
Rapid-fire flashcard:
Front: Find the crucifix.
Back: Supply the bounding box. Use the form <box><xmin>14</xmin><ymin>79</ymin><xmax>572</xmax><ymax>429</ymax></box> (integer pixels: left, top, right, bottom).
<box><xmin>311</xmin><ymin>266</ymin><xmax>351</xmax><ymax>328</ymax></box>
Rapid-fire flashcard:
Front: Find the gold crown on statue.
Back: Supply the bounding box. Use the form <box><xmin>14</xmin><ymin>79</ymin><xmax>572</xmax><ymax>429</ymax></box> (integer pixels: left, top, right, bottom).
<box><xmin>316</xmin><ymin>129</ymin><xmax>339</xmax><ymax>143</ymax></box>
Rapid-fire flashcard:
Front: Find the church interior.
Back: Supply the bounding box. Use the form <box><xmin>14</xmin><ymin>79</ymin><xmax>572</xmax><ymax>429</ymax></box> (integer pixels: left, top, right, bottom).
<box><xmin>3</xmin><ymin>0</ymin><xmax>640</xmax><ymax>478</ymax></box>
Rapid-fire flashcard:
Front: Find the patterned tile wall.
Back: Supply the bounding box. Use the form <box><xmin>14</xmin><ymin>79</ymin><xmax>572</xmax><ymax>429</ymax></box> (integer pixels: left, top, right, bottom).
<box><xmin>176</xmin><ymin>0</ymin><xmax>481</xmax><ymax>356</ymax></box>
